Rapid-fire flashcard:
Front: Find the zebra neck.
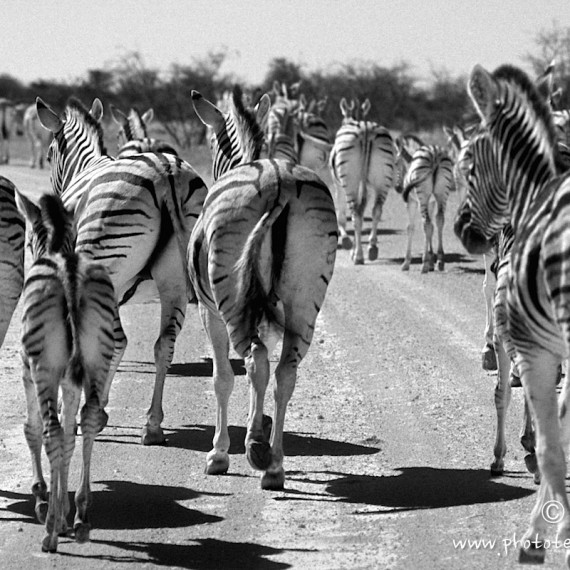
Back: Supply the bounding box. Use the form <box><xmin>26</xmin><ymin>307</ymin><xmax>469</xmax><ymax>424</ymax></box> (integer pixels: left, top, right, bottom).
<box><xmin>492</xmin><ymin>116</ymin><xmax>557</xmax><ymax>234</ymax></box>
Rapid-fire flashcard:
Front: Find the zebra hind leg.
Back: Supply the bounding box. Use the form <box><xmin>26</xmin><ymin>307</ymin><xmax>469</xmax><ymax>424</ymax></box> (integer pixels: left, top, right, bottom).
<box><xmin>367</xmin><ymin>196</ymin><xmax>383</xmax><ymax>262</ymax></box>
<box><xmin>201</xmin><ymin>305</ymin><xmax>235</xmax><ymax>475</ymax></box>
<box><xmin>143</xmin><ymin>251</ymin><xmax>188</xmax><ymax>445</ymax></box>
<box><xmin>491</xmin><ymin>339</ymin><xmax>511</xmax><ymax>477</ymax></box>
<box><xmin>22</xmin><ymin>359</ymin><xmax>48</xmax><ymax>523</ymax></box>
<box><xmin>244</xmin><ymin>337</ymin><xmax>272</xmax><ymax>474</ymax></box>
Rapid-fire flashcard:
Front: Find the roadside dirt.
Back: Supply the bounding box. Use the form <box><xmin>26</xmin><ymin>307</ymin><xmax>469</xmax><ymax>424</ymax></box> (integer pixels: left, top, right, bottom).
<box><xmin>0</xmin><ymin>160</ymin><xmax>562</xmax><ymax>569</ymax></box>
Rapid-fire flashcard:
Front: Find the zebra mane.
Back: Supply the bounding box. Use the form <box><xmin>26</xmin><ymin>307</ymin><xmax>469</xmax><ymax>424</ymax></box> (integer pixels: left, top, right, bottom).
<box><xmin>38</xmin><ymin>194</ymin><xmax>74</xmax><ymax>255</ymax></box>
<box><xmin>65</xmin><ymin>97</ymin><xmax>107</xmax><ymax>155</ymax></box>
<box><xmin>493</xmin><ymin>65</ymin><xmax>559</xmax><ymax>160</ymax></box>
<box><xmin>231</xmin><ymin>85</ymin><xmax>265</xmax><ymax>162</ymax></box>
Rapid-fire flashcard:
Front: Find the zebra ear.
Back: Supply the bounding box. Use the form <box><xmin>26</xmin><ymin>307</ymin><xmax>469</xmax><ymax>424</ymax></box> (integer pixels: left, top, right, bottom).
<box><xmin>110</xmin><ymin>104</ymin><xmax>127</xmax><ymax>126</ymax></box>
<box><xmin>15</xmin><ymin>189</ymin><xmax>41</xmax><ymax>226</ymax></box>
<box><xmin>142</xmin><ymin>108</ymin><xmax>154</xmax><ymax>124</ymax></box>
<box><xmin>361</xmin><ymin>99</ymin><xmax>371</xmax><ymax>118</ymax></box>
<box><xmin>90</xmin><ymin>99</ymin><xmax>104</xmax><ymax>122</ymax></box>
<box><xmin>255</xmin><ymin>94</ymin><xmax>271</xmax><ymax>131</ymax></box>
<box><xmin>36</xmin><ymin>97</ymin><xmax>63</xmax><ymax>133</ymax></box>
<box><xmin>339</xmin><ymin>98</ymin><xmax>349</xmax><ymax>115</ymax></box>
<box><xmin>191</xmin><ymin>91</ymin><xmax>225</xmax><ymax>131</ymax></box>
<box><xmin>468</xmin><ymin>64</ymin><xmax>498</xmax><ymax>122</ymax></box>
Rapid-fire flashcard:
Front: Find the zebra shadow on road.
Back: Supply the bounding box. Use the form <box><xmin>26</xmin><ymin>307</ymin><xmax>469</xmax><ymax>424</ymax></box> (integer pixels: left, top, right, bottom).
<box><xmin>0</xmin><ymin>480</ymin><xmax>224</xmax><ymax>530</ymax></box>
<box><xmin>60</xmin><ymin>537</ymin><xmax>300</xmax><ymax>569</ymax></box>
<box><xmin>0</xmin><ymin>486</ymin><xmax>302</xmax><ymax>568</ymax></box>
<box><xmin>281</xmin><ymin>466</ymin><xmax>534</xmax><ymax>512</ymax></box>
<box><xmin>164</xmin><ymin>424</ymin><xmax>381</xmax><ymax>458</ymax></box>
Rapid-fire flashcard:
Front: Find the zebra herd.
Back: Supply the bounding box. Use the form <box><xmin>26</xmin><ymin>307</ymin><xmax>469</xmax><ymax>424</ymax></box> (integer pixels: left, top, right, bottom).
<box><xmin>1</xmin><ymin>62</ymin><xmax>570</xmax><ymax>566</ymax></box>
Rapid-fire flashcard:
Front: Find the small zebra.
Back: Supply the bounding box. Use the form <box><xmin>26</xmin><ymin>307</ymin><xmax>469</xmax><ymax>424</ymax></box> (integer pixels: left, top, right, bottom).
<box><xmin>397</xmin><ymin>140</ymin><xmax>455</xmax><ymax>272</ymax></box>
<box><xmin>190</xmin><ymin>86</ymin><xmax>337</xmax><ymax>490</ymax></box>
<box><xmin>17</xmin><ymin>191</ymin><xmax>116</xmax><ymax>553</ymax></box>
<box><xmin>0</xmin><ymin>176</ymin><xmax>25</xmax><ymax>347</ymax></box>
<box><xmin>22</xmin><ymin>103</ymin><xmax>52</xmax><ymax>169</ymax></box>
<box><xmin>0</xmin><ymin>99</ymin><xmax>26</xmax><ymax>164</ymax></box>
<box><xmin>329</xmin><ymin>97</ymin><xmax>396</xmax><ymax>264</ymax></box>
<box><xmin>110</xmin><ymin>105</ymin><xmax>178</xmax><ymax>158</ymax></box>
<box><xmin>454</xmin><ymin>63</ymin><xmax>570</xmax><ymax>565</ymax></box>
<box><xmin>266</xmin><ymin>80</ymin><xmax>302</xmax><ymax>159</ymax></box>
<box><xmin>36</xmin><ymin>96</ymin><xmax>208</xmax><ymax>446</ymax></box>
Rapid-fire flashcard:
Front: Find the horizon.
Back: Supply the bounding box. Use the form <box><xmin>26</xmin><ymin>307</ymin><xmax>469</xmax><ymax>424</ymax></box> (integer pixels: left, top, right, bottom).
<box><xmin>2</xmin><ymin>1</ymin><xmax>568</xmax><ymax>87</ymax></box>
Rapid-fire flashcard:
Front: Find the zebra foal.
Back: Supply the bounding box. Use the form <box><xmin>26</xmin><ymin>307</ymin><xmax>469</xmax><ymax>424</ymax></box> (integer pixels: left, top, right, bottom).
<box><xmin>190</xmin><ymin>86</ymin><xmax>337</xmax><ymax>490</ymax></box>
<box><xmin>17</xmin><ymin>191</ymin><xmax>116</xmax><ymax>552</ymax></box>
<box><xmin>454</xmin><ymin>63</ymin><xmax>570</xmax><ymax>565</ymax></box>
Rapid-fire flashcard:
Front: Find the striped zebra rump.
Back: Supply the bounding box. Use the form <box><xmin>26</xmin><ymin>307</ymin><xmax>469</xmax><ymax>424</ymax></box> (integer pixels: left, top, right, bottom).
<box><xmin>362</xmin><ymin>122</ymin><xmax>396</xmax><ymax>208</ymax></box>
<box><xmin>190</xmin><ymin>160</ymin><xmax>338</xmax><ymax>356</ymax></box>
<box><xmin>402</xmin><ymin>145</ymin><xmax>453</xmax><ymax>204</ymax></box>
<box><xmin>0</xmin><ymin>176</ymin><xmax>25</xmax><ymax>347</ymax></box>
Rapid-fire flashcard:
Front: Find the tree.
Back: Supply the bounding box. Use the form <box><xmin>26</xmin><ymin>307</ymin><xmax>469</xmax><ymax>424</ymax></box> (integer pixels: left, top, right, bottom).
<box><xmin>525</xmin><ymin>21</ymin><xmax>570</xmax><ymax>108</ymax></box>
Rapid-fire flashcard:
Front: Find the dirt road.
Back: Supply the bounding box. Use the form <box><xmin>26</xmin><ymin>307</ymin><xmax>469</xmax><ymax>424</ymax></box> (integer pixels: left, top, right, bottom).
<box><xmin>0</xmin><ymin>161</ymin><xmax>561</xmax><ymax>569</ymax></box>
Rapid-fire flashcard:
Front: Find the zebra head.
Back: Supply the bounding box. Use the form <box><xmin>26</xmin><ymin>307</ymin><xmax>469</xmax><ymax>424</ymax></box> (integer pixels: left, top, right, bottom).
<box><xmin>37</xmin><ymin>97</ymin><xmax>106</xmax><ymax>195</ymax></box>
<box><xmin>454</xmin><ymin>64</ymin><xmax>561</xmax><ymax>254</ymax></box>
<box><xmin>192</xmin><ymin>86</ymin><xmax>271</xmax><ymax>181</ymax></box>
<box><xmin>15</xmin><ymin>191</ymin><xmax>75</xmax><ymax>260</ymax></box>
<box><xmin>110</xmin><ymin>105</ymin><xmax>152</xmax><ymax>147</ymax></box>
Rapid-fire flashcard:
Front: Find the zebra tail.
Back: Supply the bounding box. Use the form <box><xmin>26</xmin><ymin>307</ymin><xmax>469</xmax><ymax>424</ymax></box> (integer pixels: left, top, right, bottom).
<box><xmin>233</xmin><ymin>199</ymin><xmax>288</xmax><ymax>337</ymax></box>
<box><xmin>63</xmin><ymin>255</ymin><xmax>85</xmax><ymax>388</ymax></box>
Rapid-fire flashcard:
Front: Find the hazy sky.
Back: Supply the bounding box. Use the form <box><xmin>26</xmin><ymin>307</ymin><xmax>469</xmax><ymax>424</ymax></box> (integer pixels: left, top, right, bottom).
<box><xmin>2</xmin><ymin>1</ymin><xmax>568</xmax><ymax>85</ymax></box>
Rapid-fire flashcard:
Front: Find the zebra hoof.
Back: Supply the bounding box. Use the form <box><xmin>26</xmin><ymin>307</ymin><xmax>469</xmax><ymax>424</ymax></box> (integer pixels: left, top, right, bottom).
<box><xmin>437</xmin><ymin>260</ymin><xmax>445</xmax><ymax>271</ymax></box>
<box><xmin>519</xmin><ymin>542</ymin><xmax>545</xmax><ymax>564</ymax></box>
<box><xmin>141</xmin><ymin>426</ymin><xmax>166</xmax><ymax>446</ymax></box>
<box><xmin>401</xmin><ymin>261</ymin><xmax>410</xmax><ymax>271</ymax></box>
<box><xmin>262</xmin><ymin>414</ymin><xmax>273</xmax><ymax>441</ymax></box>
<box><xmin>340</xmin><ymin>236</ymin><xmax>352</xmax><ymax>250</ymax></box>
<box><xmin>421</xmin><ymin>263</ymin><xmax>430</xmax><ymax>274</ymax></box>
<box><xmin>353</xmin><ymin>257</ymin><xmax>364</xmax><ymax>265</ymax></box>
<box><xmin>42</xmin><ymin>534</ymin><xmax>58</xmax><ymax>553</ymax></box>
<box><xmin>481</xmin><ymin>344</ymin><xmax>497</xmax><ymax>371</ymax></box>
<box><xmin>524</xmin><ymin>454</ymin><xmax>539</xmax><ymax>476</ymax></box>
<box><xmin>261</xmin><ymin>468</ymin><xmax>285</xmax><ymax>490</ymax></box>
<box><xmin>246</xmin><ymin>440</ymin><xmax>272</xmax><ymax>471</ymax></box>
<box><xmin>368</xmin><ymin>245</ymin><xmax>378</xmax><ymax>261</ymax></box>
<box><xmin>490</xmin><ymin>462</ymin><xmax>504</xmax><ymax>477</ymax></box>
<box><xmin>74</xmin><ymin>521</ymin><xmax>91</xmax><ymax>544</ymax></box>
<box><xmin>205</xmin><ymin>451</ymin><xmax>230</xmax><ymax>475</ymax></box>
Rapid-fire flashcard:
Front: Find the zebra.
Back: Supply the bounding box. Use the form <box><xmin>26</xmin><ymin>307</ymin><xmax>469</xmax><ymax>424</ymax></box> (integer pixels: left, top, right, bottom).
<box><xmin>397</xmin><ymin>141</ymin><xmax>454</xmax><ymax>272</ymax></box>
<box><xmin>266</xmin><ymin>80</ymin><xmax>302</xmax><ymax>159</ymax></box>
<box><xmin>445</xmin><ymin>123</ymin><xmax>498</xmax><ymax>368</ymax></box>
<box><xmin>36</xmin><ymin>96</ymin><xmax>208</xmax><ymax>446</ymax></box>
<box><xmin>189</xmin><ymin>86</ymin><xmax>337</xmax><ymax>490</ymax></box>
<box><xmin>329</xmin><ymin>97</ymin><xmax>396</xmax><ymax>264</ymax></box>
<box><xmin>0</xmin><ymin>99</ymin><xmax>26</xmax><ymax>164</ymax></box>
<box><xmin>110</xmin><ymin>105</ymin><xmax>178</xmax><ymax>158</ymax></box>
<box><xmin>16</xmin><ymin>191</ymin><xmax>116</xmax><ymax>553</ymax></box>
<box><xmin>454</xmin><ymin>63</ymin><xmax>570</xmax><ymax>565</ymax></box>
<box><xmin>22</xmin><ymin>103</ymin><xmax>52</xmax><ymax>169</ymax></box>
<box><xmin>295</xmin><ymin>94</ymin><xmax>333</xmax><ymax>173</ymax></box>
<box><xmin>0</xmin><ymin>176</ymin><xmax>25</xmax><ymax>347</ymax></box>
